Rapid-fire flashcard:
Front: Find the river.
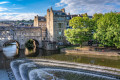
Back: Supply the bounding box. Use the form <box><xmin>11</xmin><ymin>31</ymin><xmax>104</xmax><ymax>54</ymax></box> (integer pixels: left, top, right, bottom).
<box><xmin>1</xmin><ymin>42</ymin><xmax>120</xmax><ymax>69</ymax></box>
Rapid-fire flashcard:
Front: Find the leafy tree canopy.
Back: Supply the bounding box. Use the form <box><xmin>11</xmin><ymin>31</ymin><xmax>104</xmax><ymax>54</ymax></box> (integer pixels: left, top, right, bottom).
<box><xmin>64</xmin><ymin>16</ymin><xmax>93</xmax><ymax>47</ymax></box>
<box><xmin>92</xmin><ymin>13</ymin><xmax>103</xmax><ymax>31</ymax></box>
<box><xmin>94</xmin><ymin>12</ymin><xmax>120</xmax><ymax>48</ymax></box>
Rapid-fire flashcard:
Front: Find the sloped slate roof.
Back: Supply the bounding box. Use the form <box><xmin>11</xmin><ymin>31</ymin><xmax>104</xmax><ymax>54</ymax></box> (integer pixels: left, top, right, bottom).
<box><xmin>53</xmin><ymin>10</ymin><xmax>66</xmax><ymax>16</ymax></box>
<box><xmin>38</xmin><ymin>16</ymin><xmax>46</xmax><ymax>21</ymax></box>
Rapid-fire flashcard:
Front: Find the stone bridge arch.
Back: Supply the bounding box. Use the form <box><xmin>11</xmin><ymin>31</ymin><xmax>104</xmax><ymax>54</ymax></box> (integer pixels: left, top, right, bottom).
<box><xmin>2</xmin><ymin>40</ymin><xmax>20</xmax><ymax>48</ymax></box>
<box><xmin>0</xmin><ymin>26</ymin><xmax>42</xmax><ymax>50</ymax></box>
<box><xmin>25</xmin><ymin>39</ymin><xmax>40</xmax><ymax>48</ymax></box>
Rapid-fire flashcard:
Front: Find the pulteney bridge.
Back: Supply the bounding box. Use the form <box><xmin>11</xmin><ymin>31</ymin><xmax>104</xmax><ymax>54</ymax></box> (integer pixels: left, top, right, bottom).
<box><xmin>0</xmin><ymin>26</ymin><xmax>42</xmax><ymax>49</ymax></box>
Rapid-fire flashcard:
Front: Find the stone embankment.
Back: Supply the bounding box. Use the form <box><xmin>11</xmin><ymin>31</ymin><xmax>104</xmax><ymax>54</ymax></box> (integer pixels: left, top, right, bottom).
<box><xmin>61</xmin><ymin>47</ymin><xmax>120</xmax><ymax>56</ymax></box>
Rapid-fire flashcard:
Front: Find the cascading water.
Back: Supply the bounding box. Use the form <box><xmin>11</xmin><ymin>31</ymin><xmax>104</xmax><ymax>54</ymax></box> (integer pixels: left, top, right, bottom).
<box><xmin>29</xmin><ymin>68</ymin><xmax>117</xmax><ymax>80</ymax></box>
<box><xmin>10</xmin><ymin>59</ymin><xmax>120</xmax><ymax>80</ymax></box>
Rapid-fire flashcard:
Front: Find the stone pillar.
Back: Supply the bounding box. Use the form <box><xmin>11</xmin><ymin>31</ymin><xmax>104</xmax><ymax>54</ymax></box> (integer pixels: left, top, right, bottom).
<box><xmin>19</xmin><ymin>44</ymin><xmax>25</xmax><ymax>49</ymax></box>
<box><xmin>0</xmin><ymin>43</ymin><xmax>3</xmax><ymax>51</ymax></box>
<box><xmin>0</xmin><ymin>47</ymin><xmax>3</xmax><ymax>52</ymax></box>
<box><xmin>61</xmin><ymin>8</ymin><xmax>65</xmax><ymax>12</ymax></box>
<box><xmin>39</xmin><ymin>42</ymin><xmax>42</xmax><ymax>48</ymax></box>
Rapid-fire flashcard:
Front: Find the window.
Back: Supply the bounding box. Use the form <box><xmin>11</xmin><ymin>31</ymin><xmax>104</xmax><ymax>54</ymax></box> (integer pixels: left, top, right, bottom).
<box><xmin>66</xmin><ymin>17</ymin><xmax>70</xmax><ymax>20</ymax></box>
<box><xmin>58</xmin><ymin>18</ymin><xmax>64</xmax><ymax>21</ymax></box>
<box><xmin>58</xmin><ymin>23</ymin><xmax>62</xmax><ymax>28</ymax></box>
<box><xmin>57</xmin><ymin>36</ymin><xmax>63</xmax><ymax>40</ymax></box>
<box><xmin>57</xmin><ymin>13</ymin><xmax>60</xmax><ymax>15</ymax></box>
<box><xmin>54</xmin><ymin>12</ymin><xmax>57</xmax><ymax>15</ymax></box>
<box><xmin>41</xmin><ymin>19</ymin><xmax>44</xmax><ymax>21</ymax></box>
<box><xmin>60</xmin><ymin>13</ymin><xmax>62</xmax><ymax>15</ymax></box>
<box><xmin>67</xmin><ymin>23</ymin><xmax>69</xmax><ymax>26</ymax></box>
<box><xmin>62</xmin><ymin>13</ymin><xmax>65</xmax><ymax>15</ymax></box>
<box><xmin>59</xmin><ymin>32</ymin><xmax>62</xmax><ymax>35</ymax></box>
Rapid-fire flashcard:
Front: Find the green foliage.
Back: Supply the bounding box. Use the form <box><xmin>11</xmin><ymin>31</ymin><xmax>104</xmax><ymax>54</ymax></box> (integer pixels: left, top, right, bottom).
<box><xmin>92</xmin><ymin>13</ymin><xmax>103</xmax><ymax>31</ymax></box>
<box><xmin>64</xmin><ymin>16</ymin><xmax>93</xmax><ymax>47</ymax></box>
<box><xmin>94</xmin><ymin>12</ymin><xmax>120</xmax><ymax>48</ymax></box>
<box><xmin>25</xmin><ymin>39</ymin><xmax>34</xmax><ymax>50</ymax></box>
<box><xmin>93</xmin><ymin>13</ymin><xmax>103</xmax><ymax>20</ymax></box>
<box><xmin>81</xmin><ymin>13</ymin><xmax>88</xmax><ymax>17</ymax></box>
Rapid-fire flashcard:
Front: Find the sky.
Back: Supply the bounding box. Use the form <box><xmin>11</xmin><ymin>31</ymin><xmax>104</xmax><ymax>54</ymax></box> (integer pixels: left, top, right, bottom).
<box><xmin>0</xmin><ymin>0</ymin><xmax>120</xmax><ymax>20</ymax></box>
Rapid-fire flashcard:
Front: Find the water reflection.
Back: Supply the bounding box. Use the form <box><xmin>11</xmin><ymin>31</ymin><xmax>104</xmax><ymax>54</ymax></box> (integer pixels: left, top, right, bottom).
<box><xmin>25</xmin><ymin>48</ymin><xmax>60</xmax><ymax>57</ymax></box>
<box><xmin>2</xmin><ymin>42</ymin><xmax>60</xmax><ymax>58</ymax></box>
<box><xmin>3</xmin><ymin>42</ymin><xmax>19</xmax><ymax>59</ymax></box>
<box><xmin>25</xmin><ymin>47</ymin><xmax>39</xmax><ymax>57</ymax></box>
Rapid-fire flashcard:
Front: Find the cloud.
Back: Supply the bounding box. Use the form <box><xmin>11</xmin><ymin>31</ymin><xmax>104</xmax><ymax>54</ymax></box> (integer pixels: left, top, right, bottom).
<box><xmin>0</xmin><ymin>1</ymin><xmax>9</xmax><ymax>4</ymax></box>
<box><xmin>0</xmin><ymin>13</ymin><xmax>40</xmax><ymax>20</ymax></box>
<box><xmin>0</xmin><ymin>7</ymin><xmax>8</xmax><ymax>11</ymax></box>
<box><xmin>11</xmin><ymin>7</ymin><xmax>23</xmax><ymax>9</ymax></box>
<box><xmin>55</xmin><ymin>0</ymin><xmax>120</xmax><ymax>15</ymax></box>
<box><xmin>0</xmin><ymin>7</ymin><xmax>23</xmax><ymax>12</ymax></box>
<box><xmin>0</xmin><ymin>1</ymin><xmax>9</xmax><ymax>11</ymax></box>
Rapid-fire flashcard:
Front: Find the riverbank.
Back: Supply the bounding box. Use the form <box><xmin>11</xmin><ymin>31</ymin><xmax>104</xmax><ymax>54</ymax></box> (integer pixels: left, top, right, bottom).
<box><xmin>60</xmin><ymin>46</ymin><xmax>120</xmax><ymax>57</ymax></box>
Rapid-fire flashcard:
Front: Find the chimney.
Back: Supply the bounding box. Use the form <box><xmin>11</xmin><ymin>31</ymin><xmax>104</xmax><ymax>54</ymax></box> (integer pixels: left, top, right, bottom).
<box><xmin>78</xmin><ymin>14</ymin><xmax>80</xmax><ymax>16</ymax></box>
<box><xmin>47</xmin><ymin>9</ymin><xmax>50</xmax><ymax>12</ymax></box>
<box><xmin>50</xmin><ymin>7</ymin><xmax>53</xmax><ymax>11</ymax></box>
<box><xmin>68</xmin><ymin>13</ymin><xmax>70</xmax><ymax>15</ymax></box>
<box><xmin>85</xmin><ymin>13</ymin><xmax>87</xmax><ymax>16</ymax></box>
<box><xmin>61</xmin><ymin>8</ymin><xmax>65</xmax><ymax>12</ymax></box>
<box><xmin>35</xmin><ymin>15</ymin><xmax>38</xmax><ymax>18</ymax></box>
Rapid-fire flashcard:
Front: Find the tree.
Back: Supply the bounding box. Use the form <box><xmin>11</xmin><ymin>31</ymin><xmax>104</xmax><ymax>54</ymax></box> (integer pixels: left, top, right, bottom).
<box><xmin>94</xmin><ymin>12</ymin><xmax>120</xmax><ymax>48</ymax></box>
<box><xmin>64</xmin><ymin>16</ymin><xmax>93</xmax><ymax>47</ymax></box>
<box><xmin>81</xmin><ymin>13</ymin><xmax>88</xmax><ymax>17</ymax></box>
<box><xmin>25</xmin><ymin>39</ymin><xmax>34</xmax><ymax>50</ymax></box>
<box><xmin>92</xmin><ymin>13</ymin><xmax>103</xmax><ymax>32</ymax></box>
<box><xmin>93</xmin><ymin>13</ymin><xmax>103</xmax><ymax>20</ymax></box>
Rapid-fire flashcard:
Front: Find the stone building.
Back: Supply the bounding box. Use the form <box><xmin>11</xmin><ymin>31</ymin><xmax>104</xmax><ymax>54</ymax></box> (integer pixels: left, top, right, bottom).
<box><xmin>34</xmin><ymin>15</ymin><xmax>47</xmax><ymax>40</ymax></box>
<box><xmin>46</xmin><ymin>8</ymin><xmax>71</xmax><ymax>45</ymax></box>
<box><xmin>34</xmin><ymin>15</ymin><xmax>46</xmax><ymax>28</ymax></box>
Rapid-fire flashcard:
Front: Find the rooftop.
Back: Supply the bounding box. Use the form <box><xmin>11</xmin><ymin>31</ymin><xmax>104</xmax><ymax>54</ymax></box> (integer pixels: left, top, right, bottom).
<box><xmin>38</xmin><ymin>16</ymin><xmax>46</xmax><ymax>21</ymax></box>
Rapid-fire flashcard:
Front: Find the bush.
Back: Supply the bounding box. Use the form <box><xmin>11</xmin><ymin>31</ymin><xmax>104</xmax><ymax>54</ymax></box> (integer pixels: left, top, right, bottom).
<box><xmin>25</xmin><ymin>39</ymin><xmax>34</xmax><ymax>50</ymax></box>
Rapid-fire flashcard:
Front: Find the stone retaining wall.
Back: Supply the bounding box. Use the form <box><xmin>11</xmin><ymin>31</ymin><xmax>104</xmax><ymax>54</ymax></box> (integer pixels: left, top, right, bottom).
<box><xmin>61</xmin><ymin>48</ymin><xmax>120</xmax><ymax>56</ymax></box>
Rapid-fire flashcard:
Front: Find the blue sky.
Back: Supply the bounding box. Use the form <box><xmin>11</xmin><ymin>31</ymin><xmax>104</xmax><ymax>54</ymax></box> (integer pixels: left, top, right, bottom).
<box><xmin>1</xmin><ymin>0</ymin><xmax>61</xmax><ymax>13</ymax></box>
<box><xmin>0</xmin><ymin>0</ymin><xmax>120</xmax><ymax>20</ymax></box>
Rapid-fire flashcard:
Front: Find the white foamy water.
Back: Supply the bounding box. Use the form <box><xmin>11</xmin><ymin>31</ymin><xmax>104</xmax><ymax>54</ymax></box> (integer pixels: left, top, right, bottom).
<box><xmin>29</xmin><ymin>68</ymin><xmax>117</xmax><ymax>80</ymax></box>
<box><xmin>11</xmin><ymin>59</ymin><xmax>120</xmax><ymax>80</ymax></box>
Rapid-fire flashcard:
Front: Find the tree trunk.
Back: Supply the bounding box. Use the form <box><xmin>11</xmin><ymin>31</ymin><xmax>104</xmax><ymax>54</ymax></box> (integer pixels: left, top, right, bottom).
<box><xmin>80</xmin><ymin>43</ymin><xmax>82</xmax><ymax>48</ymax></box>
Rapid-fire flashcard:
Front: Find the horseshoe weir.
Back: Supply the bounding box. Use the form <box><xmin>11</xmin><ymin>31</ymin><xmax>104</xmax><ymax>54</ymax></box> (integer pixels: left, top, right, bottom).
<box><xmin>11</xmin><ymin>59</ymin><xmax>120</xmax><ymax>80</ymax></box>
